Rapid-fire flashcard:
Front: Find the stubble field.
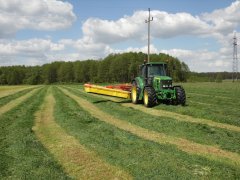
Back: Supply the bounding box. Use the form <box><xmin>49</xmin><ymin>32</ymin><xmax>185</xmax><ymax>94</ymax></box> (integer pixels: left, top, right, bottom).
<box><xmin>0</xmin><ymin>82</ymin><xmax>240</xmax><ymax>179</ymax></box>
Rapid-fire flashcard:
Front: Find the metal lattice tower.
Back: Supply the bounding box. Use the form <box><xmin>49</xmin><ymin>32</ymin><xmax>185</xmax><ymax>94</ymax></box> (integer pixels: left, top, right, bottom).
<box><xmin>232</xmin><ymin>32</ymin><xmax>238</xmax><ymax>82</ymax></box>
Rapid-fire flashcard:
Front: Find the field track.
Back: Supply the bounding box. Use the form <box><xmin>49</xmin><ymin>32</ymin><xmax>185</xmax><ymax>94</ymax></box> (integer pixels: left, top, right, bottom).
<box><xmin>33</xmin><ymin>88</ymin><xmax>131</xmax><ymax>179</ymax></box>
<box><xmin>59</xmin><ymin>87</ymin><xmax>240</xmax><ymax>166</ymax></box>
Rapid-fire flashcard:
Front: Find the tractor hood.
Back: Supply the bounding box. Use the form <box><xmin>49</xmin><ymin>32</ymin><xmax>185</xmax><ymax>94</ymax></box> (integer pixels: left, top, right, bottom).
<box><xmin>152</xmin><ymin>76</ymin><xmax>173</xmax><ymax>89</ymax></box>
<box><xmin>153</xmin><ymin>76</ymin><xmax>172</xmax><ymax>81</ymax></box>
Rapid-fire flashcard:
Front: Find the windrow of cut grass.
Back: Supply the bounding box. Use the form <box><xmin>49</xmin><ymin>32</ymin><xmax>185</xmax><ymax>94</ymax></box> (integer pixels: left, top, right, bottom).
<box><xmin>33</xmin><ymin>87</ymin><xmax>131</xmax><ymax>179</ymax></box>
<box><xmin>187</xmin><ymin>91</ymin><xmax>240</xmax><ymax>110</ymax></box>
<box><xmin>154</xmin><ymin>99</ymin><xmax>240</xmax><ymax>127</ymax></box>
<box><xmin>0</xmin><ymin>87</ymin><xmax>38</xmax><ymax>107</ymax></box>
<box><xmin>63</xmin><ymin>86</ymin><xmax>240</xmax><ymax>155</ymax></box>
<box><xmin>0</xmin><ymin>87</ymin><xmax>69</xmax><ymax>179</ymax></box>
<box><xmin>53</xmin><ymin>86</ymin><xmax>240</xmax><ymax>179</ymax></box>
<box><xmin>59</xmin><ymin>87</ymin><xmax>240</xmax><ymax>167</ymax></box>
<box><xmin>0</xmin><ymin>85</ymin><xmax>36</xmax><ymax>98</ymax></box>
<box><xmin>0</xmin><ymin>87</ymin><xmax>41</xmax><ymax>116</ymax></box>
<box><xmin>68</xmin><ymin>84</ymin><xmax>240</xmax><ymax>127</ymax></box>
<box><xmin>182</xmin><ymin>82</ymin><xmax>240</xmax><ymax>99</ymax></box>
<box><xmin>67</xmin><ymin>85</ymin><xmax>240</xmax><ymax>132</ymax></box>
<box><xmin>155</xmin><ymin>83</ymin><xmax>240</xmax><ymax>127</ymax></box>
<box><xmin>123</xmin><ymin>103</ymin><xmax>240</xmax><ymax>132</ymax></box>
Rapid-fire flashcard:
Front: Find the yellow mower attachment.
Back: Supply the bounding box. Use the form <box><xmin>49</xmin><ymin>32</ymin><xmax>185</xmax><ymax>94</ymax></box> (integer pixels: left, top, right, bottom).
<box><xmin>84</xmin><ymin>84</ymin><xmax>131</xmax><ymax>99</ymax></box>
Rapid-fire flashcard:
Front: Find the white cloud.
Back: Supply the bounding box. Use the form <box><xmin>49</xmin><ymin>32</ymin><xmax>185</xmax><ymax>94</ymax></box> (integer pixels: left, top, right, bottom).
<box><xmin>107</xmin><ymin>45</ymin><xmax>232</xmax><ymax>72</ymax></box>
<box><xmin>0</xmin><ymin>38</ymin><xmax>66</xmax><ymax>65</ymax></box>
<box><xmin>80</xmin><ymin>2</ymin><xmax>240</xmax><ymax>45</ymax></box>
<box><xmin>0</xmin><ymin>0</ymin><xmax>76</xmax><ymax>38</ymax></box>
<box><xmin>82</xmin><ymin>10</ymin><xmax>214</xmax><ymax>45</ymax></box>
<box><xmin>0</xmin><ymin>37</ymin><xmax>234</xmax><ymax>72</ymax></box>
<box><xmin>160</xmin><ymin>48</ymin><xmax>231</xmax><ymax>72</ymax></box>
<box><xmin>202</xmin><ymin>1</ymin><xmax>240</xmax><ymax>35</ymax></box>
<box><xmin>0</xmin><ymin>1</ymin><xmax>239</xmax><ymax>73</ymax></box>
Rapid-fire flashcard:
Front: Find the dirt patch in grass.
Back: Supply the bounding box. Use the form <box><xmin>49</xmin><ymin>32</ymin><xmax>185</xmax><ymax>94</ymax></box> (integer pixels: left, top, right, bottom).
<box><xmin>0</xmin><ymin>88</ymin><xmax>41</xmax><ymax>116</ymax></box>
<box><xmin>123</xmin><ymin>103</ymin><xmax>240</xmax><ymax>132</ymax></box>
<box><xmin>59</xmin><ymin>87</ymin><xmax>240</xmax><ymax>167</ymax></box>
<box><xmin>33</xmin><ymin>89</ymin><xmax>131</xmax><ymax>180</ymax></box>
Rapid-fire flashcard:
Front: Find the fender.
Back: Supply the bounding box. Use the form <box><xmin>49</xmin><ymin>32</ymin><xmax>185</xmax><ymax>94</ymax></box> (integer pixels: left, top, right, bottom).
<box><xmin>132</xmin><ymin>77</ymin><xmax>145</xmax><ymax>100</ymax></box>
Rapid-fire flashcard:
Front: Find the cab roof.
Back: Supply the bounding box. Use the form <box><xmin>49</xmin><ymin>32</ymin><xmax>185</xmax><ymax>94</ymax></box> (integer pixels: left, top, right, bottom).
<box><xmin>144</xmin><ymin>62</ymin><xmax>166</xmax><ymax>65</ymax></box>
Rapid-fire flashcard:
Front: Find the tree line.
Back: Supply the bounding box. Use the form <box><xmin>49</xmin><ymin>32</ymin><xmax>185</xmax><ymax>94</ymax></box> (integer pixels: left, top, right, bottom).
<box><xmin>188</xmin><ymin>72</ymin><xmax>240</xmax><ymax>82</ymax></box>
<box><xmin>0</xmin><ymin>52</ymin><xmax>190</xmax><ymax>85</ymax></box>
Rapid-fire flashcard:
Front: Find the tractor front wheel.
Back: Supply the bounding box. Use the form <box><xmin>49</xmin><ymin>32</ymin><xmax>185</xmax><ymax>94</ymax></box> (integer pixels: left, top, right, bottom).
<box><xmin>143</xmin><ymin>86</ymin><xmax>157</xmax><ymax>107</ymax></box>
<box><xmin>174</xmin><ymin>86</ymin><xmax>186</xmax><ymax>106</ymax></box>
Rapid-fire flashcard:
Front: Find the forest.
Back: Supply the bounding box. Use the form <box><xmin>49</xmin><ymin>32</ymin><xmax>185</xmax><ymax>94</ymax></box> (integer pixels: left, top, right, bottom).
<box><xmin>0</xmin><ymin>52</ymin><xmax>190</xmax><ymax>85</ymax></box>
<box><xmin>0</xmin><ymin>52</ymin><xmax>237</xmax><ymax>85</ymax></box>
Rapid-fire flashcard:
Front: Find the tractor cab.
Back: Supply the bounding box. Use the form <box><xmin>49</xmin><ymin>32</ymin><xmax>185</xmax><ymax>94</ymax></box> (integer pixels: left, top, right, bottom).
<box><xmin>139</xmin><ymin>62</ymin><xmax>172</xmax><ymax>88</ymax></box>
<box><xmin>139</xmin><ymin>62</ymin><xmax>168</xmax><ymax>78</ymax></box>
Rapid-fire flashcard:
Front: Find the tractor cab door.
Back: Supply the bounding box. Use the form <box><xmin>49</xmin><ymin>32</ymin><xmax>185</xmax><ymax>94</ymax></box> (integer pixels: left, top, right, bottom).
<box><xmin>139</xmin><ymin>65</ymin><xmax>147</xmax><ymax>79</ymax></box>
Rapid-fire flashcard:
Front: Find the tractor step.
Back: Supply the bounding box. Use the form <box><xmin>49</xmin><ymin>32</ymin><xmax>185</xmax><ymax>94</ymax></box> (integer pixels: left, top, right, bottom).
<box><xmin>84</xmin><ymin>84</ymin><xmax>131</xmax><ymax>99</ymax></box>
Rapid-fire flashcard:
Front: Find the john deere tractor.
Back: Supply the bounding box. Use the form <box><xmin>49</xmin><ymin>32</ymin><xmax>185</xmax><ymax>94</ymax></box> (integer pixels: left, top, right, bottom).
<box><xmin>131</xmin><ymin>61</ymin><xmax>186</xmax><ymax>107</ymax></box>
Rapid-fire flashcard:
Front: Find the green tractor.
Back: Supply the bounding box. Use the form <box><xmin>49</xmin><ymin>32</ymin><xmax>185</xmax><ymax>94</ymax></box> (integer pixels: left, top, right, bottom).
<box><xmin>131</xmin><ymin>61</ymin><xmax>186</xmax><ymax>107</ymax></box>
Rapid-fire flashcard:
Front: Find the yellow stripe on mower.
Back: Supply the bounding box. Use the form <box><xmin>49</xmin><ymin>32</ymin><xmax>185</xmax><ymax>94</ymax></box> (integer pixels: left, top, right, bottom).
<box><xmin>84</xmin><ymin>84</ymin><xmax>131</xmax><ymax>99</ymax></box>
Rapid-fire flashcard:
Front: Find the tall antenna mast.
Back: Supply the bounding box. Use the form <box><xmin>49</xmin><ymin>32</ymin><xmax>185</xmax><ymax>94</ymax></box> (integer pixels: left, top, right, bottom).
<box><xmin>232</xmin><ymin>31</ymin><xmax>238</xmax><ymax>82</ymax></box>
<box><xmin>145</xmin><ymin>8</ymin><xmax>153</xmax><ymax>63</ymax></box>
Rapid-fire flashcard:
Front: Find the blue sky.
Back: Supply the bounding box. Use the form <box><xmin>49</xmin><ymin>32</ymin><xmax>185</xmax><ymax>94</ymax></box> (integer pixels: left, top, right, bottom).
<box><xmin>0</xmin><ymin>0</ymin><xmax>239</xmax><ymax>72</ymax></box>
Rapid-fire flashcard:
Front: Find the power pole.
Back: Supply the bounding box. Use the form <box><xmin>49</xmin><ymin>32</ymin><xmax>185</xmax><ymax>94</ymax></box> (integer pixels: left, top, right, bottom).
<box><xmin>232</xmin><ymin>31</ymin><xmax>238</xmax><ymax>82</ymax></box>
<box><xmin>145</xmin><ymin>8</ymin><xmax>153</xmax><ymax>63</ymax></box>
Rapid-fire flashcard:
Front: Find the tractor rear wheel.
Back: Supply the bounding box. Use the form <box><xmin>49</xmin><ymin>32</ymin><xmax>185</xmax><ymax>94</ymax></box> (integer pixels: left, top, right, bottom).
<box><xmin>131</xmin><ymin>81</ymin><xmax>139</xmax><ymax>104</ymax></box>
<box><xmin>143</xmin><ymin>86</ymin><xmax>157</xmax><ymax>107</ymax></box>
<box><xmin>174</xmin><ymin>86</ymin><xmax>186</xmax><ymax>106</ymax></box>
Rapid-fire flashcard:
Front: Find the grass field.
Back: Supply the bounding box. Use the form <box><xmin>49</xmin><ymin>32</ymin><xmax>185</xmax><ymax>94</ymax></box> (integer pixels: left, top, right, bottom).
<box><xmin>0</xmin><ymin>82</ymin><xmax>239</xmax><ymax>179</ymax></box>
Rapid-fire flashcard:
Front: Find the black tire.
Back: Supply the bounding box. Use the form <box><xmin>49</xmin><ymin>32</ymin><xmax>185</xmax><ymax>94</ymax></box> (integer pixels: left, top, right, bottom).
<box><xmin>131</xmin><ymin>81</ymin><xmax>139</xmax><ymax>104</ymax></box>
<box><xmin>174</xmin><ymin>86</ymin><xmax>186</xmax><ymax>106</ymax></box>
<box><xmin>143</xmin><ymin>86</ymin><xmax>157</xmax><ymax>107</ymax></box>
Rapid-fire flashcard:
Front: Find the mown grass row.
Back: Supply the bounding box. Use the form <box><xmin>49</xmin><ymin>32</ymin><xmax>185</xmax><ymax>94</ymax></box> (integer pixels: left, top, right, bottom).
<box><xmin>1</xmin><ymin>84</ymin><xmax>239</xmax><ymax>179</ymax></box>
<box><xmin>0</xmin><ymin>88</ymin><xmax>37</xmax><ymax>107</ymax></box>
<box><xmin>68</xmin><ymin>84</ymin><xmax>240</xmax><ymax>127</ymax></box>
<box><xmin>0</xmin><ymin>87</ymin><xmax>69</xmax><ymax>179</ymax></box>
<box><xmin>62</xmin><ymin>86</ymin><xmax>240</xmax><ymax>155</ymax></box>
<box><xmin>0</xmin><ymin>86</ymin><xmax>36</xmax><ymax>98</ymax></box>
<box><xmin>155</xmin><ymin>83</ymin><xmax>240</xmax><ymax>126</ymax></box>
<box><xmin>70</xmin><ymin>82</ymin><xmax>240</xmax><ymax>126</ymax></box>
<box><xmin>54</xmin><ymin>86</ymin><xmax>240</xmax><ymax>178</ymax></box>
<box><xmin>154</xmin><ymin>102</ymin><xmax>240</xmax><ymax>127</ymax></box>
<box><xmin>182</xmin><ymin>82</ymin><xmax>240</xmax><ymax>98</ymax></box>
<box><xmin>34</xmin><ymin>88</ymin><xmax>131</xmax><ymax>179</ymax></box>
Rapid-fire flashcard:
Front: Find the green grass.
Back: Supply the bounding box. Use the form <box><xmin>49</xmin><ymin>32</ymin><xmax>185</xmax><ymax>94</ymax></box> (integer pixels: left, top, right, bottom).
<box><xmin>182</xmin><ymin>82</ymin><xmax>240</xmax><ymax>98</ymax></box>
<box><xmin>154</xmin><ymin>82</ymin><xmax>240</xmax><ymax>126</ymax></box>
<box><xmin>1</xmin><ymin>83</ymin><xmax>239</xmax><ymax>179</ymax></box>
<box><xmin>52</xmin><ymin>86</ymin><xmax>240</xmax><ymax>179</ymax></box>
<box><xmin>0</xmin><ymin>87</ymin><xmax>70</xmax><ymax>179</ymax></box>
<box><xmin>0</xmin><ymin>88</ymin><xmax>36</xmax><ymax>107</ymax></box>
<box><xmin>63</xmin><ymin>86</ymin><xmax>240</xmax><ymax>154</ymax></box>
